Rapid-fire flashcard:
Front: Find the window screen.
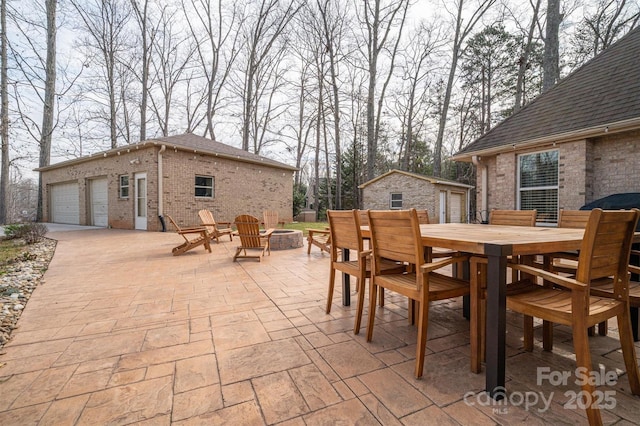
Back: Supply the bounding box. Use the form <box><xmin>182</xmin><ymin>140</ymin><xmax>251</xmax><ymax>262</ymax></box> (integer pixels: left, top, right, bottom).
<box><xmin>119</xmin><ymin>175</ymin><xmax>129</xmax><ymax>198</ymax></box>
<box><xmin>518</xmin><ymin>150</ymin><xmax>558</xmax><ymax>224</ymax></box>
<box><xmin>195</xmin><ymin>175</ymin><xmax>214</xmax><ymax>197</ymax></box>
<box><xmin>390</xmin><ymin>193</ymin><xmax>403</xmax><ymax>209</ymax></box>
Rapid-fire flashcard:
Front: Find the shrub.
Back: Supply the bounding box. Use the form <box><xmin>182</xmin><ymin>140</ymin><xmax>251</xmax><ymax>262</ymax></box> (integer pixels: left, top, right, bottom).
<box><xmin>2</xmin><ymin>223</ymin><xmax>48</xmax><ymax>244</ymax></box>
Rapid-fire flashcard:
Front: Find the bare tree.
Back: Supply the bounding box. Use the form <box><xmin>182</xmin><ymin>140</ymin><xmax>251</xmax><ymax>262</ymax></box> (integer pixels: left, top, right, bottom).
<box><xmin>71</xmin><ymin>0</ymin><xmax>132</xmax><ymax>148</ymax></box>
<box><xmin>182</xmin><ymin>0</ymin><xmax>240</xmax><ymax>141</ymax></box>
<box><xmin>0</xmin><ymin>0</ymin><xmax>8</xmax><ymax>223</ymax></box>
<box><xmin>512</xmin><ymin>0</ymin><xmax>542</xmax><ymax>111</ymax></box>
<box><xmin>238</xmin><ymin>0</ymin><xmax>302</xmax><ymax>152</ymax></box>
<box><xmin>316</xmin><ymin>0</ymin><xmax>349</xmax><ymax>209</ymax></box>
<box><xmin>396</xmin><ymin>21</ymin><xmax>442</xmax><ymax>171</ymax></box>
<box><xmin>148</xmin><ymin>9</ymin><xmax>196</xmax><ymax>137</ymax></box>
<box><xmin>130</xmin><ymin>0</ymin><xmax>152</xmax><ymax>141</ymax></box>
<box><xmin>358</xmin><ymin>0</ymin><xmax>410</xmax><ymax>181</ymax></box>
<box><xmin>433</xmin><ymin>0</ymin><xmax>496</xmax><ymax>177</ymax></box>
<box><xmin>568</xmin><ymin>0</ymin><xmax>639</xmax><ymax>69</ymax></box>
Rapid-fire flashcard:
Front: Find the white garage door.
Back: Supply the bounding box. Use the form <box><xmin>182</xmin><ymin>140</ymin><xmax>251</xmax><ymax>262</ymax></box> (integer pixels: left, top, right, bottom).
<box><xmin>90</xmin><ymin>178</ymin><xmax>108</xmax><ymax>227</ymax></box>
<box><xmin>51</xmin><ymin>182</ymin><xmax>80</xmax><ymax>224</ymax></box>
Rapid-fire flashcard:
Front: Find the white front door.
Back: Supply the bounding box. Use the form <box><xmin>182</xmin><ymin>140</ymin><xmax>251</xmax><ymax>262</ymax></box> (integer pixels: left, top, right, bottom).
<box><xmin>135</xmin><ymin>173</ymin><xmax>147</xmax><ymax>230</ymax></box>
<box><xmin>439</xmin><ymin>191</ymin><xmax>447</xmax><ymax>223</ymax></box>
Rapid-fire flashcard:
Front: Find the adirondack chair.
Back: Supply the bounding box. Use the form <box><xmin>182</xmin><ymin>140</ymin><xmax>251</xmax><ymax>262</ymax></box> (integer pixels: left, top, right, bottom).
<box><xmin>198</xmin><ymin>209</ymin><xmax>233</xmax><ymax>243</ymax></box>
<box><xmin>262</xmin><ymin>210</ymin><xmax>282</xmax><ymax>230</ymax></box>
<box><xmin>233</xmin><ymin>215</ymin><xmax>274</xmax><ymax>262</ymax></box>
<box><xmin>165</xmin><ymin>215</ymin><xmax>212</xmax><ymax>256</ymax></box>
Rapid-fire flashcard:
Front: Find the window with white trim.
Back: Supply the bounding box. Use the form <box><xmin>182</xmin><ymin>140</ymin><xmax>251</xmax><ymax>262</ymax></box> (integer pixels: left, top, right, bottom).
<box><xmin>390</xmin><ymin>193</ymin><xmax>403</xmax><ymax>209</ymax></box>
<box><xmin>195</xmin><ymin>175</ymin><xmax>214</xmax><ymax>198</ymax></box>
<box><xmin>119</xmin><ymin>175</ymin><xmax>129</xmax><ymax>198</ymax></box>
<box><xmin>518</xmin><ymin>150</ymin><xmax>558</xmax><ymax>224</ymax></box>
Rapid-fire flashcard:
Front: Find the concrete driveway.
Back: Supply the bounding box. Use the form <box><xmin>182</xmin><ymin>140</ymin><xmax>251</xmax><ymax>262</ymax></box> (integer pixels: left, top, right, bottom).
<box><xmin>0</xmin><ymin>228</ymin><xmax>638</xmax><ymax>424</ymax></box>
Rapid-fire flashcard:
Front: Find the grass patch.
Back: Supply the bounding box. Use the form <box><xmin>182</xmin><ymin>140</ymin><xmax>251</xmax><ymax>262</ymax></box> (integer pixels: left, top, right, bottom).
<box><xmin>0</xmin><ymin>240</ymin><xmax>26</xmax><ymax>271</ymax></box>
<box><xmin>283</xmin><ymin>222</ymin><xmax>328</xmax><ymax>236</ymax></box>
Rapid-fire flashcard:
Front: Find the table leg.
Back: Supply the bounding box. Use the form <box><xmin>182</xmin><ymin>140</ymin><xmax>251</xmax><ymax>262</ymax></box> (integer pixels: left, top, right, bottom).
<box><xmin>342</xmin><ymin>248</ymin><xmax>350</xmax><ymax>306</ymax></box>
<box><xmin>484</xmin><ymin>244</ymin><xmax>510</xmax><ymax>399</ymax></box>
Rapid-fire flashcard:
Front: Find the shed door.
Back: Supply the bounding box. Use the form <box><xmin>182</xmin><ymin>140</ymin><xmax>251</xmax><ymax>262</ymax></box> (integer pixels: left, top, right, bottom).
<box><xmin>450</xmin><ymin>193</ymin><xmax>463</xmax><ymax>223</ymax></box>
<box><xmin>89</xmin><ymin>178</ymin><xmax>108</xmax><ymax>227</ymax></box>
<box><xmin>51</xmin><ymin>182</ymin><xmax>80</xmax><ymax>224</ymax></box>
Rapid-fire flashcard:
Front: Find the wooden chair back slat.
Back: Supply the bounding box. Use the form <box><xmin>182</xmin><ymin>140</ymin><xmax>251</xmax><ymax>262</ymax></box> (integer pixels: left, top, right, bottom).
<box><xmin>558</xmin><ymin>209</ymin><xmax>591</xmax><ymax>229</ymax></box>
<box><xmin>578</xmin><ymin>209</ymin><xmax>640</xmax><ymax>282</ymax></box>
<box><xmin>367</xmin><ymin>209</ymin><xmax>423</xmax><ymax>266</ymax></box>
<box><xmin>416</xmin><ymin>210</ymin><xmax>430</xmax><ymax>225</ymax></box>
<box><xmin>235</xmin><ymin>215</ymin><xmax>262</xmax><ymax>247</ymax></box>
<box><xmin>327</xmin><ymin>210</ymin><xmax>363</xmax><ymax>256</ymax></box>
<box><xmin>489</xmin><ymin>209</ymin><xmax>537</xmax><ymax>226</ymax></box>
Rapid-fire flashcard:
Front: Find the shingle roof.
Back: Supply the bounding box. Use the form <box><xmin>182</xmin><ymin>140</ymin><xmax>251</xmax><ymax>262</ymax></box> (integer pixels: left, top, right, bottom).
<box><xmin>453</xmin><ymin>26</ymin><xmax>640</xmax><ymax>161</ymax></box>
<box><xmin>37</xmin><ymin>133</ymin><xmax>296</xmax><ymax>172</ymax></box>
<box><xmin>147</xmin><ymin>133</ymin><xmax>296</xmax><ymax>171</ymax></box>
<box><xmin>359</xmin><ymin>169</ymin><xmax>473</xmax><ymax>189</ymax></box>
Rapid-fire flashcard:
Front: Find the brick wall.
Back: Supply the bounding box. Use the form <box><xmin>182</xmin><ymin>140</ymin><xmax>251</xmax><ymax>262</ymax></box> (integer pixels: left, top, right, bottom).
<box><xmin>476</xmin><ymin>130</ymin><xmax>640</xmax><ymax>216</ymax></box>
<box><xmin>589</xmin><ymin>130</ymin><xmax>640</xmax><ymax>202</ymax></box>
<box><xmin>40</xmin><ymin>145</ymin><xmax>294</xmax><ymax>231</ymax></box>
<box><xmin>162</xmin><ymin>150</ymin><xmax>294</xmax><ymax>227</ymax></box>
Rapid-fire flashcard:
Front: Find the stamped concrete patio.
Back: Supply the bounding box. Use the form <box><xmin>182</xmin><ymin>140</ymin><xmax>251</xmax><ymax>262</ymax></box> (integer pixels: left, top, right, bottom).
<box><xmin>0</xmin><ymin>228</ymin><xmax>638</xmax><ymax>425</ymax></box>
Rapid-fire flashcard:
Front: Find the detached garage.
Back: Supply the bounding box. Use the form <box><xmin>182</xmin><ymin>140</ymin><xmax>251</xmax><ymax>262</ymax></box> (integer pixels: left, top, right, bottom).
<box><xmin>50</xmin><ymin>182</ymin><xmax>80</xmax><ymax>225</ymax></box>
<box><xmin>37</xmin><ymin>133</ymin><xmax>296</xmax><ymax>231</ymax></box>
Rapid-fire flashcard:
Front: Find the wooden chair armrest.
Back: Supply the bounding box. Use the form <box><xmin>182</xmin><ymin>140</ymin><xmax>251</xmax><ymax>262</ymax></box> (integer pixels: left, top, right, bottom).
<box><xmin>177</xmin><ymin>226</ymin><xmax>207</xmax><ymax>235</ymax></box>
<box><xmin>510</xmin><ymin>263</ymin><xmax>586</xmax><ymax>291</ymax></box>
<box><xmin>546</xmin><ymin>251</ymin><xmax>580</xmax><ymax>261</ymax></box>
<box><xmin>261</xmin><ymin>229</ymin><xmax>274</xmax><ymax>237</ymax></box>
<box><xmin>420</xmin><ymin>254</ymin><xmax>470</xmax><ymax>273</ymax></box>
<box><xmin>628</xmin><ymin>264</ymin><xmax>640</xmax><ymax>275</ymax></box>
<box><xmin>307</xmin><ymin>228</ymin><xmax>330</xmax><ymax>235</ymax></box>
<box><xmin>358</xmin><ymin>249</ymin><xmax>372</xmax><ymax>259</ymax></box>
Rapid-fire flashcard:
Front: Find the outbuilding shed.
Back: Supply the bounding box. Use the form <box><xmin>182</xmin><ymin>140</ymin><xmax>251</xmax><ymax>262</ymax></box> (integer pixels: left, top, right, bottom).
<box><xmin>359</xmin><ymin>169</ymin><xmax>473</xmax><ymax>223</ymax></box>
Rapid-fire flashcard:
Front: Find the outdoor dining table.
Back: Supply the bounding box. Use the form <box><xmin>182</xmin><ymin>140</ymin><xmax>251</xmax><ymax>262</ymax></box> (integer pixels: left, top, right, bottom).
<box><xmin>357</xmin><ymin>222</ymin><xmax>589</xmax><ymax>400</ymax></box>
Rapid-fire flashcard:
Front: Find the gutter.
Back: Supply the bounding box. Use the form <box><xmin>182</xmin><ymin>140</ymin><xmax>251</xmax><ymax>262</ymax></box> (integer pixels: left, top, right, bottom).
<box><xmin>158</xmin><ymin>144</ymin><xmax>166</xmax><ymax>231</ymax></box>
<box><xmin>452</xmin><ymin>116</ymin><xmax>640</xmax><ymax>162</ymax></box>
<box><xmin>472</xmin><ymin>155</ymin><xmax>488</xmax><ymax>223</ymax></box>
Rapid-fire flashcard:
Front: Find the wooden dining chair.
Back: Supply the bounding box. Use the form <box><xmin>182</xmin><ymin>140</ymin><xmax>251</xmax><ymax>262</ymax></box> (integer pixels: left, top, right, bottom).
<box><xmin>366</xmin><ymin>209</ymin><xmax>472</xmax><ymax>378</ymax></box>
<box><xmin>507</xmin><ymin>208</ymin><xmax>640</xmax><ymax>425</ymax></box>
<box><xmin>325</xmin><ymin>210</ymin><xmax>405</xmax><ymax>334</ymax></box>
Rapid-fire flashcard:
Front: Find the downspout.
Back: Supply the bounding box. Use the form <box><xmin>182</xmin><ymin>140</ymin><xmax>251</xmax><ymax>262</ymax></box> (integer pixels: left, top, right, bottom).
<box><xmin>158</xmin><ymin>144</ymin><xmax>166</xmax><ymax>231</ymax></box>
<box><xmin>472</xmin><ymin>155</ymin><xmax>488</xmax><ymax>223</ymax></box>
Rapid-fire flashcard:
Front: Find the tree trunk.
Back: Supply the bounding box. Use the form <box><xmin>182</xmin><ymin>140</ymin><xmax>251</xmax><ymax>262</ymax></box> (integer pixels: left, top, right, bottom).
<box><xmin>0</xmin><ymin>0</ymin><xmax>8</xmax><ymax>224</ymax></box>
<box><xmin>37</xmin><ymin>0</ymin><xmax>57</xmax><ymax>221</ymax></box>
<box><xmin>515</xmin><ymin>0</ymin><xmax>541</xmax><ymax>111</ymax></box>
<box><xmin>543</xmin><ymin>0</ymin><xmax>561</xmax><ymax>91</ymax></box>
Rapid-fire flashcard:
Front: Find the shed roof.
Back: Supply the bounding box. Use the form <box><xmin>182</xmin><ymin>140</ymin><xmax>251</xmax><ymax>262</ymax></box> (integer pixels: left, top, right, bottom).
<box><xmin>36</xmin><ymin>133</ymin><xmax>297</xmax><ymax>172</ymax></box>
<box><xmin>453</xmin><ymin>26</ymin><xmax>640</xmax><ymax>162</ymax></box>
<box><xmin>359</xmin><ymin>169</ymin><xmax>473</xmax><ymax>189</ymax></box>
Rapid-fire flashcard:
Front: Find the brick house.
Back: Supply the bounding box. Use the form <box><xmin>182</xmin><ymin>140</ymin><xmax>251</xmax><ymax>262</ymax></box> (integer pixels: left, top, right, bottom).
<box><xmin>37</xmin><ymin>133</ymin><xmax>297</xmax><ymax>231</ymax></box>
<box><xmin>359</xmin><ymin>169</ymin><xmax>473</xmax><ymax>223</ymax></box>
<box><xmin>452</xmin><ymin>26</ymin><xmax>640</xmax><ymax>225</ymax></box>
